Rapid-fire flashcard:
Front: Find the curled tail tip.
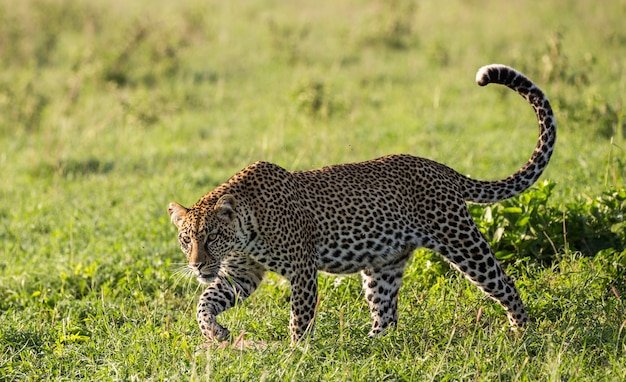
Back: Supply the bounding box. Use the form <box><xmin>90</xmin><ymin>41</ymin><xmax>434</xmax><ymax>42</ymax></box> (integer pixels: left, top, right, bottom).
<box><xmin>475</xmin><ymin>64</ymin><xmax>515</xmax><ymax>87</ymax></box>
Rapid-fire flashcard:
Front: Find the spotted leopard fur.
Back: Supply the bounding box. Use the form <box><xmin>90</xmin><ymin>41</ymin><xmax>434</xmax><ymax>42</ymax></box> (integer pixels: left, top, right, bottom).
<box><xmin>168</xmin><ymin>64</ymin><xmax>556</xmax><ymax>343</ymax></box>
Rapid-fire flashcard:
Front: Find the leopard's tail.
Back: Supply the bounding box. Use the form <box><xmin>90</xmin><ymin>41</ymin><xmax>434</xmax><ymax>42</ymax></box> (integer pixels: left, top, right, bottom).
<box><xmin>461</xmin><ymin>64</ymin><xmax>556</xmax><ymax>203</ymax></box>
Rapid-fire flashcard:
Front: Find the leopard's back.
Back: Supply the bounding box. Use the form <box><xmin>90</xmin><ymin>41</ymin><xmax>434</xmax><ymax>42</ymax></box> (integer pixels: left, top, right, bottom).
<box><xmin>292</xmin><ymin>155</ymin><xmax>464</xmax><ymax>273</ymax></box>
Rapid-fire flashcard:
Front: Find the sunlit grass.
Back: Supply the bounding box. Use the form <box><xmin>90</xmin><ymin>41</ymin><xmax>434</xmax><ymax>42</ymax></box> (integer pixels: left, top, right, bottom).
<box><xmin>1</xmin><ymin>0</ymin><xmax>625</xmax><ymax>380</ymax></box>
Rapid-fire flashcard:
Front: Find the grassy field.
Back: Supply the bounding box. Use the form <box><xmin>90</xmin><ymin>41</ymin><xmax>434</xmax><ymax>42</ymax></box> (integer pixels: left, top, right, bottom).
<box><xmin>1</xmin><ymin>0</ymin><xmax>625</xmax><ymax>380</ymax></box>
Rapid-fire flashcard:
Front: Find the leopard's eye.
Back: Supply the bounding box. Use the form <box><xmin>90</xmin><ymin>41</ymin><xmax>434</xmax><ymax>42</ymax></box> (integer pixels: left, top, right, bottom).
<box><xmin>179</xmin><ymin>234</ymin><xmax>192</xmax><ymax>249</ymax></box>
<box><xmin>207</xmin><ymin>233</ymin><xmax>218</xmax><ymax>242</ymax></box>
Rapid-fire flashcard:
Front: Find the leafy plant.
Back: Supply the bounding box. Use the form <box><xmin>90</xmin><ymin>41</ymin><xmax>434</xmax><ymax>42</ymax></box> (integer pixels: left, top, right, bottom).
<box><xmin>471</xmin><ymin>181</ymin><xmax>626</xmax><ymax>263</ymax></box>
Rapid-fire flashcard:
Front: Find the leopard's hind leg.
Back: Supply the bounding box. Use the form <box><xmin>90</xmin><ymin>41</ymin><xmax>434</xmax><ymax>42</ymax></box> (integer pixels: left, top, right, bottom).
<box><xmin>361</xmin><ymin>249</ymin><xmax>412</xmax><ymax>336</ymax></box>
<box><xmin>426</xmin><ymin>209</ymin><xmax>528</xmax><ymax>327</ymax></box>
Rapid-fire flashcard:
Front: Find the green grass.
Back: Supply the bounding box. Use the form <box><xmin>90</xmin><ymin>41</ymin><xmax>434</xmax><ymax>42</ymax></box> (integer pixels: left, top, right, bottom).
<box><xmin>1</xmin><ymin>0</ymin><xmax>625</xmax><ymax>380</ymax></box>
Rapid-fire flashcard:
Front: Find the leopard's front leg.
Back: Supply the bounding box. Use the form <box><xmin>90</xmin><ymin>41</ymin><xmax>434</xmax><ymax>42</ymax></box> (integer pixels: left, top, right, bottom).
<box><xmin>196</xmin><ymin>257</ymin><xmax>265</xmax><ymax>341</ymax></box>
<box><xmin>287</xmin><ymin>261</ymin><xmax>318</xmax><ymax>343</ymax></box>
<box><xmin>196</xmin><ymin>277</ymin><xmax>236</xmax><ymax>341</ymax></box>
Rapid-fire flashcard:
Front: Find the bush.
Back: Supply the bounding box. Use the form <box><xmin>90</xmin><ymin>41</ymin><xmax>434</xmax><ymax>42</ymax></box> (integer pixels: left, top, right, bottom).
<box><xmin>470</xmin><ymin>180</ymin><xmax>626</xmax><ymax>263</ymax></box>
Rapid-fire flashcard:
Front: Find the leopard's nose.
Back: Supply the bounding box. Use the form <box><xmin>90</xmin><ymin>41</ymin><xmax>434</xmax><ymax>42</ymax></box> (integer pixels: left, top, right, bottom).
<box><xmin>189</xmin><ymin>242</ymin><xmax>200</xmax><ymax>263</ymax></box>
<box><xmin>188</xmin><ymin>262</ymin><xmax>204</xmax><ymax>276</ymax></box>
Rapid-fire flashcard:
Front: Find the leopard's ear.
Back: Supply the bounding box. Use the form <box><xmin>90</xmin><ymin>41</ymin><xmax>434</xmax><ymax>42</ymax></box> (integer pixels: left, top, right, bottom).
<box><xmin>215</xmin><ymin>194</ymin><xmax>236</xmax><ymax>223</ymax></box>
<box><xmin>168</xmin><ymin>202</ymin><xmax>188</xmax><ymax>229</ymax></box>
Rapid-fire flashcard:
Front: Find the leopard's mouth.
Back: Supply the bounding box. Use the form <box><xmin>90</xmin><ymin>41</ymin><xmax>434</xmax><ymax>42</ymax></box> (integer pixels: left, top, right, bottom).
<box><xmin>197</xmin><ymin>273</ymin><xmax>217</xmax><ymax>284</ymax></box>
<box><xmin>196</xmin><ymin>265</ymin><xmax>219</xmax><ymax>284</ymax></box>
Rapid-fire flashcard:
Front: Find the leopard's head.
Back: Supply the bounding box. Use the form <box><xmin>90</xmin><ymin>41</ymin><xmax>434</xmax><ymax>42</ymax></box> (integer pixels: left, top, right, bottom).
<box><xmin>167</xmin><ymin>194</ymin><xmax>238</xmax><ymax>284</ymax></box>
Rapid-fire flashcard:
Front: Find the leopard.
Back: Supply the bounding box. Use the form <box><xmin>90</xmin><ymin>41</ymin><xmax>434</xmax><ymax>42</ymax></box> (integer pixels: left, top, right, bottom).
<box><xmin>168</xmin><ymin>64</ymin><xmax>556</xmax><ymax>343</ymax></box>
